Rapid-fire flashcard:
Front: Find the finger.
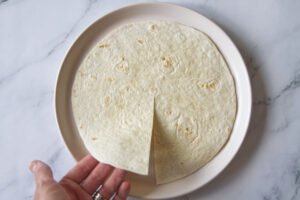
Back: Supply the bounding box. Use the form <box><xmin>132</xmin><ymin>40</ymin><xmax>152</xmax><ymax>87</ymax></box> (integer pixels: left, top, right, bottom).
<box><xmin>100</xmin><ymin>169</ymin><xmax>126</xmax><ymax>199</ymax></box>
<box><xmin>114</xmin><ymin>181</ymin><xmax>131</xmax><ymax>200</ymax></box>
<box><xmin>63</xmin><ymin>154</ymin><xmax>98</xmax><ymax>183</ymax></box>
<box><xmin>29</xmin><ymin>160</ymin><xmax>55</xmax><ymax>187</ymax></box>
<box><xmin>80</xmin><ymin>163</ymin><xmax>113</xmax><ymax>194</ymax></box>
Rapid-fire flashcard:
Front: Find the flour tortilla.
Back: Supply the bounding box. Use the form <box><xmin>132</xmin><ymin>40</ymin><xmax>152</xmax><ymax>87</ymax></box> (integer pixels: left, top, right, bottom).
<box><xmin>72</xmin><ymin>21</ymin><xmax>237</xmax><ymax>182</ymax></box>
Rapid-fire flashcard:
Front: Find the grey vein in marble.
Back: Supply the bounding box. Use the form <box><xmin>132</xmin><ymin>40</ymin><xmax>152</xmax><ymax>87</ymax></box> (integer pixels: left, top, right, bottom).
<box><xmin>0</xmin><ymin>0</ymin><xmax>97</xmax><ymax>88</ymax></box>
<box><xmin>254</xmin><ymin>69</ymin><xmax>300</xmax><ymax>106</ymax></box>
<box><xmin>0</xmin><ymin>0</ymin><xmax>8</xmax><ymax>4</ymax></box>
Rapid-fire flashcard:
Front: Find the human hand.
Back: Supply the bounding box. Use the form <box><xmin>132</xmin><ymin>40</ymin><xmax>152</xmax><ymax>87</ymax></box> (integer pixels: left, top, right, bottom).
<box><xmin>29</xmin><ymin>155</ymin><xmax>130</xmax><ymax>200</ymax></box>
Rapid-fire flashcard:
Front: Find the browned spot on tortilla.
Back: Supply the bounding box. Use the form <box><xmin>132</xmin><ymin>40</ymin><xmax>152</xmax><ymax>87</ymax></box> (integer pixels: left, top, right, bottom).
<box><xmin>99</xmin><ymin>44</ymin><xmax>109</xmax><ymax>48</ymax></box>
<box><xmin>151</xmin><ymin>24</ymin><xmax>157</xmax><ymax>31</ymax></box>
<box><xmin>106</xmin><ymin>77</ymin><xmax>113</xmax><ymax>82</ymax></box>
<box><xmin>200</xmin><ymin>80</ymin><xmax>217</xmax><ymax>89</ymax></box>
<box><xmin>161</xmin><ymin>56</ymin><xmax>173</xmax><ymax>68</ymax></box>
<box><xmin>104</xmin><ymin>96</ymin><xmax>111</xmax><ymax>107</ymax></box>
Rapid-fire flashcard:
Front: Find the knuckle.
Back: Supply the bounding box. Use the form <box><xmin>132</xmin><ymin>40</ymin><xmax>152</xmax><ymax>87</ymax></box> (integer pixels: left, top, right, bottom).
<box><xmin>89</xmin><ymin>173</ymin><xmax>102</xmax><ymax>182</ymax></box>
<box><xmin>77</xmin><ymin>163</ymin><xmax>90</xmax><ymax>173</ymax></box>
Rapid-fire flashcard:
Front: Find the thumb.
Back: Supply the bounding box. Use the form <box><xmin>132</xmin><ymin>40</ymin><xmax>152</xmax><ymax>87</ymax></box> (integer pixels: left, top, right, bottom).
<box><xmin>29</xmin><ymin>160</ymin><xmax>55</xmax><ymax>188</ymax></box>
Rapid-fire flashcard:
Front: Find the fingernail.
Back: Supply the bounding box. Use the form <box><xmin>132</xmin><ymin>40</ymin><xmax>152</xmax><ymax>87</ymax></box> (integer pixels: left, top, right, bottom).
<box><xmin>29</xmin><ymin>161</ymin><xmax>39</xmax><ymax>172</ymax></box>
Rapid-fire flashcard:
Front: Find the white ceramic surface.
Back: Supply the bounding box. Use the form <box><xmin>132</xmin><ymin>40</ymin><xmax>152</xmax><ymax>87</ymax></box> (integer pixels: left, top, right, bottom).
<box><xmin>1</xmin><ymin>1</ymin><xmax>299</xmax><ymax>200</ymax></box>
<box><xmin>55</xmin><ymin>3</ymin><xmax>251</xmax><ymax>199</ymax></box>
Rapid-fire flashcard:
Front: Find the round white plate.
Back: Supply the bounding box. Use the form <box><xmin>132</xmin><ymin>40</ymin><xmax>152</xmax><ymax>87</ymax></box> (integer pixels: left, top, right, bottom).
<box><xmin>55</xmin><ymin>3</ymin><xmax>252</xmax><ymax>199</ymax></box>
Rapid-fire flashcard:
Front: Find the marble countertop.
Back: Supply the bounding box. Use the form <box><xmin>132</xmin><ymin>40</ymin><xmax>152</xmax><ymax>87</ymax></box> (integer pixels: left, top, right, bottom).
<box><xmin>1</xmin><ymin>0</ymin><xmax>299</xmax><ymax>199</ymax></box>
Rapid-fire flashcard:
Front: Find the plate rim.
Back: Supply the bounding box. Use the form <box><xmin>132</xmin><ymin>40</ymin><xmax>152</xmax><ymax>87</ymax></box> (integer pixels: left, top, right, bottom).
<box><xmin>55</xmin><ymin>2</ymin><xmax>252</xmax><ymax>199</ymax></box>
